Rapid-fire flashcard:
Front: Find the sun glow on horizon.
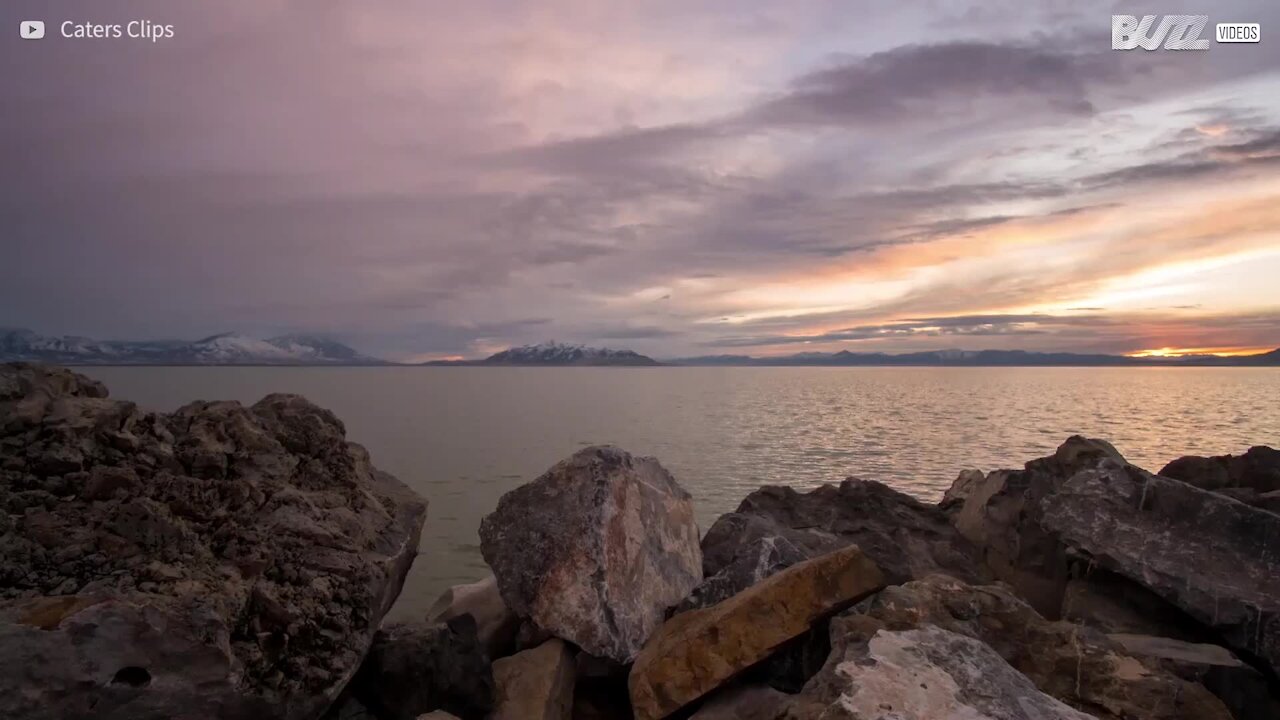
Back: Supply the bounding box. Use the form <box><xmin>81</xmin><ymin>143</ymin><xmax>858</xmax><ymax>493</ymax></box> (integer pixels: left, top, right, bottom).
<box><xmin>1125</xmin><ymin>346</ymin><xmax>1273</xmax><ymax>358</ymax></box>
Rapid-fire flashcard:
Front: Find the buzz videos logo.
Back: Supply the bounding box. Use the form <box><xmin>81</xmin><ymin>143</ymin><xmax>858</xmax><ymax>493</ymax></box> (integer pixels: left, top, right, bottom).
<box><xmin>1112</xmin><ymin>15</ymin><xmax>1261</xmax><ymax>50</ymax></box>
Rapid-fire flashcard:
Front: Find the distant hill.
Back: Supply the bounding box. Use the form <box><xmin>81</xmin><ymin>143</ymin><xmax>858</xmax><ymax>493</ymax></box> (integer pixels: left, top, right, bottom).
<box><xmin>0</xmin><ymin>329</ymin><xmax>384</xmax><ymax>365</ymax></box>
<box><xmin>426</xmin><ymin>342</ymin><xmax>660</xmax><ymax>366</ymax></box>
<box><xmin>669</xmin><ymin>348</ymin><xmax>1280</xmax><ymax>367</ymax></box>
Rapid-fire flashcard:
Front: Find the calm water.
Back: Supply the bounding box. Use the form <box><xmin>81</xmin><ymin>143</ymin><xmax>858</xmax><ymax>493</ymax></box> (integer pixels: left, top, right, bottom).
<box><xmin>81</xmin><ymin>366</ymin><xmax>1278</xmax><ymax>620</ymax></box>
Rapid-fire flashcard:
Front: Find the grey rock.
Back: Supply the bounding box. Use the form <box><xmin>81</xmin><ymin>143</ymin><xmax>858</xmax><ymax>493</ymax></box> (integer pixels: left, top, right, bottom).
<box><xmin>1108</xmin><ymin>634</ymin><xmax>1280</xmax><ymax>720</ymax></box>
<box><xmin>1040</xmin><ymin>461</ymin><xmax>1280</xmax><ymax>679</ymax></box>
<box><xmin>1160</xmin><ymin>446</ymin><xmax>1280</xmax><ymax>493</ymax></box>
<box><xmin>479</xmin><ymin>446</ymin><xmax>701</xmax><ymax>663</ymax></box>
<box><xmin>693</xmin><ymin>478</ymin><xmax>989</xmax><ymax>612</ymax></box>
<box><xmin>786</xmin><ymin>624</ymin><xmax>1098</xmax><ymax>720</ymax></box>
<box><xmin>0</xmin><ymin>363</ymin><xmax>427</xmax><ymax>720</ymax></box>
<box><xmin>947</xmin><ymin>435</ymin><xmax>1124</xmax><ymax>617</ymax></box>
<box><xmin>840</xmin><ymin>574</ymin><xmax>1232</xmax><ymax>720</ymax></box>
<box><xmin>1062</xmin><ymin>569</ymin><xmax>1209</xmax><ymax>642</ymax></box>
<box><xmin>676</xmin><ymin>532</ymin><xmax>807</xmax><ymax>613</ymax></box>
<box><xmin>690</xmin><ymin>684</ymin><xmax>790</xmax><ymax>720</ymax></box>
<box><xmin>351</xmin><ymin>616</ymin><xmax>493</xmax><ymax>720</ymax></box>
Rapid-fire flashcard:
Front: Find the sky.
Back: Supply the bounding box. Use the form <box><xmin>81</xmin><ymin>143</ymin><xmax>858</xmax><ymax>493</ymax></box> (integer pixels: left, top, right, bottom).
<box><xmin>2</xmin><ymin>1</ymin><xmax>1279</xmax><ymax>361</ymax></box>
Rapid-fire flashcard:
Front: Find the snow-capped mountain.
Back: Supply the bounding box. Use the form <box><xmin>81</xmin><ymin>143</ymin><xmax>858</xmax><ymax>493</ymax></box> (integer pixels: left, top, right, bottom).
<box><xmin>428</xmin><ymin>341</ymin><xmax>659</xmax><ymax>366</ymax></box>
<box><xmin>0</xmin><ymin>329</ymin><xmax>383</xmax><ymax>365</ymax></box>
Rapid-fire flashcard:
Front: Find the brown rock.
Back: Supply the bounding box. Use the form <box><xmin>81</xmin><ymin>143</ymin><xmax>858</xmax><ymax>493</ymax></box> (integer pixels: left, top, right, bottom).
<box><xmin>0</xmin><ymin>364</ymin><xmax>428</xmax><ymax>720</ymax></box>
<box><xmin>492</xmin><ymin>639</ymin><xmax>576</xmax><ymax>720</ymax></box>
<box><xmin>628</xmin><ymin>545</ymin><xmax>884</xmax><ymax>720</ymax></box>
<box><xmin>427</xmin><ymin>575</ymin><xmax>518</xmax><ymax>658</ymax></box>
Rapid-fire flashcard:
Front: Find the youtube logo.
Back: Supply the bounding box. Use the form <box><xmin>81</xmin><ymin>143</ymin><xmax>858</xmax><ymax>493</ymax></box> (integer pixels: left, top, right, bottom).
<box><xmin>20</xmin><ymin>20</ymin><xmax>45</xmax><ymax>40</ymax></box>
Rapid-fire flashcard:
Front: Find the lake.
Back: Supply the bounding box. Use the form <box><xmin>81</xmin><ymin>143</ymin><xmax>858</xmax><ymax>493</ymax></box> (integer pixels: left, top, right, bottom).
<box><xmin>80</xmin><ymin>366</ymin><xmax>1279</xmax><ymax>621</ymax></box>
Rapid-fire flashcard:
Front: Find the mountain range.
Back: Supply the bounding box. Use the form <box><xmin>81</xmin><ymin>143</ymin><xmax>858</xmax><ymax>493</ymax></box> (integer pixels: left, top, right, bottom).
<box><xmin>424</xmin><ymin>342</ymin><xmax>660</xmax><ymax>366</ymax></box>
<box><xmin>0</xmin><ymin>329</ymin><xmax>382</xmax><ymax>365</ymax></box>
<box><xmin>3</xmin><ymin>328</ymin><xmax>1276</xmax><ymax>366</ymax></box>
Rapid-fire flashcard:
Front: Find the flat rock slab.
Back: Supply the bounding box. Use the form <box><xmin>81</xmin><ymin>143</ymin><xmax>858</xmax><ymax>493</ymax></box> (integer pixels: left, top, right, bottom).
<box><xmin>629</xmin><ymin>545</ymin><xmax>884</xmax><ymax>720</ymax></box>
<box><xmin>0</xmin><ymin>363</ymin><xmax>427</xmax><ymax>720</ymax></box>
<box><xmin>479</xmin><ymin>446</ymin><xmax>702</xmax><ymax>663</ymax></box>
<box><xmin>1040</xmin><ymin>463</ymin><xmax>1280</xmax><ymax>677</ymax></box>
<box><xmin>786</xmin><ymin>625</ymin><xmax>1099</xmax><ymax>720</ymax></box>
<box><xmin>491</xmin><ymin>639</ymin><xmax>575</xmax><ymax>720</ymax></box>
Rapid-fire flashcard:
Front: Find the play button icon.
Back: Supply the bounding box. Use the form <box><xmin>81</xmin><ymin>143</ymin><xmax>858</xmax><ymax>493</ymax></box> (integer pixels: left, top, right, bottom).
<box><xmin>20</xmin><ymin>20</ymin><xmax>46</xmax><ymax>40</ymax></box>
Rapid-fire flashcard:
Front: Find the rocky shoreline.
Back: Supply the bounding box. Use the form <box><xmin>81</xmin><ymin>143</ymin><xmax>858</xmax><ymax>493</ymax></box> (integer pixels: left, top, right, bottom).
<box><xmin>1</xmin><ymin>362</ymin><xmax>1277</xmax><ymax>719</ymax></box>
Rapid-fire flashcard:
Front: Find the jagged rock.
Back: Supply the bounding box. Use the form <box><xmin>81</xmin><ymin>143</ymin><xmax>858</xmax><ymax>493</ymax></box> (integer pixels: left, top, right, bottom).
<box><xmin>939</xmin><ymin>467</ymin><xmax>986</xmax><ymax>509</ymax></box>
<box><xmin>491</xmin><ymin>639</ymin><xmax>575</xmax><ymax>720</ymax></box>
<box><xmin>842</xmin><ymin>575</ymin><xmax>1231</xmax><ymax>720</ymax></box>
<box><xmin>1160</xmin><ymin>446</ymin><xmax>1280</xmax><ymax>493</ymax></box>
<box><xmin>690</xmin><ymin>479</ymin><xmax>987</xmax><ymax>612</ymax></box>
<box><xmin>676</xmin><ymin>534</ymin><xmax>807</xmax><ymax>613</ymax></box>
<box><xmin>426</xmin><ymin>575</ymin><xmax>518</xmax><ymax>658</ymax></box>
<box><xmin>785</xmin><ymin>625</ymin><xmax>1097</xmax><ymax>720</ymax></box>
<box><xmin>1040</xmin><ymin>461</ymin><xmax>1280</xmax><ymax>679</ymax></box>
<box><xmin>0</xmin><ymin>363</ymin><xmax>427</xmax><ymax>720</ymax></box>
<box><xmin>351</xmin><ymin>616</ymin><xmax>493</xmax><ymax>720</ymax></box>
<box><xmin>628</xmin><ymin>545</ymin><xmax>884</xmax><ymax>720</ymax></box>
<box><xmin>1160</xmin><ymin>447</ymin><xmax>1280</xmax><ymax>514</ymax></box>
<box><xmin>947</xmin><ymin>436</ymin><xmax>1124</xmax><ymax>617</ymax></box>
<box><xmin>1108</xmin><ymin>634</ymin><xmax>1280</xmax><ymax>720</ymax></box>
<box><xmin>479</xmin><ymin>446</ymin><xmax>701</xmax><ymax>663</ymax></box>
<box><xmin>689</xmin><ymin>684</ymin><xmax>790</xmax><ymax>719</ymax></box>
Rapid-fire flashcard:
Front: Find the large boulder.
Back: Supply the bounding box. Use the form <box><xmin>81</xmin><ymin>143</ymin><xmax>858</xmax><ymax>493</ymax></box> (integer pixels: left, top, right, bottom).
<box><xmin>839</xmin><ymin>575</ymin><xmax>1231</xmax><ymax>720</ymax></box>
<box><xmin>688</xmin><ymin>478</ymin><xmax>988</xmax><ymax>612</ymax></box>
<box><xmin>1040</xmin><ymin>460</ymin><xmax>1280</xmax><ymax>678</ymax></box>
<box><xmin>0</xmin><ymin>363</ymin><xmax>427</xmax><ymax>720</ymax></box>
<box><xmin>946</xmin><ymin>436</ymin><xmax>1125</xmax><ymax>617</ymax></box>
<box><xmin>1106</xmin><ymin>634</ymin><xmax>1280</xmax><ymax>720</ymax></box>
<box><xmin>628</xmin><ymin>545</ymin><xmax>884</xmax><ymax>720</ymax></box>
<box><xmin>1160</xmin><ymin>446</ymin><xmax>1280</xmax><ymax>512</ymax></box>
<box><xmin>478</xmin><ymin>446</ymin><xmax>701</xmax><ymax>663</ymax></box>
<box><xmin>785</xmin><ymin>624</ymin><xmax>1098</xmax><ymax>720</ymax></box>
<box><xmin>783</xmin><ymin>622</ymin><xmax>1095</xmax><ymax>717</ymax></box>
<box><xmin>490</xmin><ymin>639</ymin><xmax>575</xmax><ymax>720</ymax></box>
<box><xmin>351</xmin><ymin>616</ymin><xmax>493</xmax><ymax>720</ymax></box>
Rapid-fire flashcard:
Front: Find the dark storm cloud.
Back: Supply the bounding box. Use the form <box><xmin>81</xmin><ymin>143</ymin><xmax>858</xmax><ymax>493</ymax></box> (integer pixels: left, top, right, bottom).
<box><xmin>709</xmin><ymin>313</ymin><xmax>1064</xmax><ymax>348</ymax></box>
<box><xmin>1083</xmin><ymin>127</ymin><xmax>1280</xmax><ymax>188</ymax></box>
<box><xmin>591</xmin><ymin>326</ymin><xmax>684</xmax><ymax>340</ymax></box>
<box><xmin>748</xmin><ymin>42</ymin><xmax>1117</xmax><ymax>126</ymax></box>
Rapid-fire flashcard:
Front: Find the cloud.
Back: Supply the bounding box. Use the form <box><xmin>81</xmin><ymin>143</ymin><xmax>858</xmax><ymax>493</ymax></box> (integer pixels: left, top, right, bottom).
<box><xmin>2</xmin><ymin>1</ymin><xmax>1279</xmax><ymax>358</ymax></box>
<box><xmin>748</xmin><ymin>41</ymin><xmax>1117</xmax><ymax>127</ymax></box>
